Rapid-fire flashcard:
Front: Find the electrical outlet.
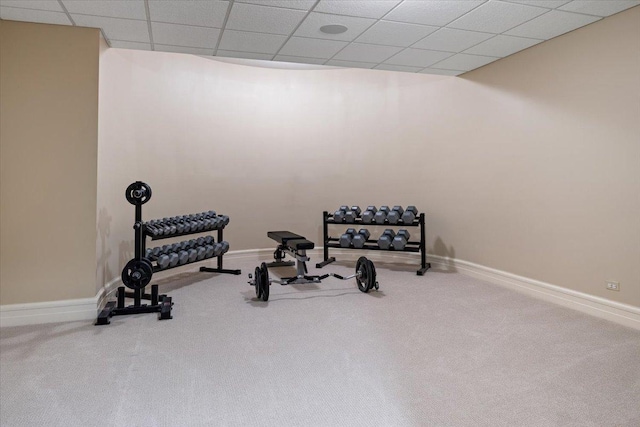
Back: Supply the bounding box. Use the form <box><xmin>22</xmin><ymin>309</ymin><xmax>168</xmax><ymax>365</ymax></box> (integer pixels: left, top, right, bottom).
<box><xmin>606</xmin><ymin>281</ymin><xmax>620</xmax><ymax>291</ymax></box>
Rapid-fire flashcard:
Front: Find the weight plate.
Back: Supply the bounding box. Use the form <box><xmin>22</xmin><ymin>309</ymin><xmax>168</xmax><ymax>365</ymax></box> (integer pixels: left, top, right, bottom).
<box><xmin>121</xmin><ymin>258</ymin><xmax>153</xmax><ymax>290</ymax></box>
<box><xmin>365</xmin><ymin>259</ymin><xmax>376</xmax><ymax>292</ymax></box>
<box><xmin>254</xmin><ymin>266</ymin><xmax>262</xmax><ymax>298</ymax></box>
<box><xmin>125</xmin><ymin>181</ymin><xmax>152</xmax><ymax>206</ymax></box>
<box><xmin>355</xmin><ymin>256</ymin><xmax>368</xmax><ymax>293</ymax></box>
<box><xmin>369</xmin><ymin>260</ymin><xmax>378</xmax><ymax>290</ymax></box>
<box><xmin>141</xmin><ymin>257</ymin><xmax>153</xmax><ymax>274</ymax></box>
<box><xmin>260</xmin><ymin>262</ymin><xmax>269</xmax><ymax>301</ymax></box>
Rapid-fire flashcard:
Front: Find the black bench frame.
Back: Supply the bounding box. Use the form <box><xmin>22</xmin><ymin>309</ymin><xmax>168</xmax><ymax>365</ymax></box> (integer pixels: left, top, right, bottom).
<box><xmin>266</xmin><ymin>231</ymin><xmax>324</xmax><ymax>284</ymax></box>
<box><xmin>249</xmin><ymin>231</ymin><xmax>379</xmax><ymax>300</ymax></box>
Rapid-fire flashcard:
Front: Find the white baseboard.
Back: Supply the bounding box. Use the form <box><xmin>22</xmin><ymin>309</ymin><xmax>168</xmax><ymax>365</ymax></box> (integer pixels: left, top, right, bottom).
<box><xmin>427</xmin><ymin>254</ymin><xmax>640</xmax><ymax>330</ymax></box>
<box><xmin>0</xmin><ymin>297</ymin><xmax>98</xmax><ymax>327</ymax></box>
<box><xmin>2</xmin><ymin>249</ymin><xmax>638</xmax><ymax>330</ymax></box>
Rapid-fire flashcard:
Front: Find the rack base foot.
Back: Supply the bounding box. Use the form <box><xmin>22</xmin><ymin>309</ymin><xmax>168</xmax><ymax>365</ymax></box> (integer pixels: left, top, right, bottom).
<box><xmin>315</xmin><ymin>257</ymin><xmax>336</xmax><ymax>268</ymax></box>
<box><xmin>200</xmin><ymin>266</ymin><xmax>242</xmax><ymax>275</ymax></box>
<box><xmin>95</xmin><ymin>286</ymin><xmax>173</xmax><ymax>325</ymax></box>
<box><xmin>417</xmin><ymin>263</ymin><xmax>431</xmax><ymax>276</ymax></box>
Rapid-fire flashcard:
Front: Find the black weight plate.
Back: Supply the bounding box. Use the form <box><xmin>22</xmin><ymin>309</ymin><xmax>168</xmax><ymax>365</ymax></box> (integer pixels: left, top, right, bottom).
<box><xmin>141</xmin><ymin>257</ymin><xmax>154</xmax><ymax>274</ymax></box>
<box><xmin>369</xmin><ymin>260</ymin><xmax>378</xmax><ymax>290</ymax></box>
<box><xmin>355</xmin><ymin>256</ymin><xmax>368</xmax><ymax>292</ymax></box>
<box><xmin>254</xmin><ymin>266</ymin><xmax>262</xmax><ymax>298</ymax></box>
<box><xmin>125</xmin><ymin>181</ymin><xmax>152</xmax><ymax>206</ymax></box>
<box><xmin>365</xmin><ymin>259</ymin><xmax>376</xmax><ymax>292</ymax></box>
<box><xmin>121</xmin><ymin>258</ymin><xmax>153</xmax><ymax>290</ymax></box>
<box><xmin>260</xmin><ymin>262</ymin><xmax>269</xmax><ymax>301</ymax></box>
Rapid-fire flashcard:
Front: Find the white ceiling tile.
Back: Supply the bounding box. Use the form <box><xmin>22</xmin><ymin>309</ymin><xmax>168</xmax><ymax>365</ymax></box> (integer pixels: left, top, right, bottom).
<box><xmin>558</xmin><ymin>0</ymin><xmax>640</xmax><ymax>17</ymax></box>
<box><xmin>63</xmin><ymin>1</ymin><xmax>146</xmax><ymax>20</ymax></box>
<box><xmin>505</xmin><ymin>9</ymin><xmax>599</xmax><ymax>39</ymax></box>
<box><xmin>226</xmin><ymin>2</ymin><xmax>307</xmax><ymax>35</ymax></box>
<box><xmin>155</xmin><ymin>44</ymin><xmax>214</xmax><ymax>55</ymax></box>
<box><xmin>217</xmin><ymin>50</ymin><xmax>274</xmax><ymax>60</ymax></box>
<box><xmin>503</xmin><ymin>0</ymin><xmax>571</xmax><ymax>8</ymax></box>
<box><xmin>374</xmin><ymin>64</ymin><xmax>423</xmax><ymax>72</ymax></box>
<box><xmin>430</xmin><ymin>53</ymin><xmax>499</xmax><ymax>71</ymax></box>
<box><xmin>109</xmin><ymin>40</ymin><xmax>152</xmax><ymax>50</ymax></box>
<box><xmin>0</xmin><ymin>6</ymin><xmax>70</xmax><ymax>24</ymax></box>
<box><xmin>420</xmin><ymin>68</ymin><xmax>464</xmax><ymax>76</ymax></box>
<box><xmin>293</xmin><ymin>12</ymin><xmax>376</xmax><ymax>41</ymax></box>
<box><xmin>448</xmin><ymin>1</ymin><xmax>548</xmax><ymax>33</ymax></box>
<box><xmin>314</xmin><ymin>0</ymin><xmax>402</xmax><ymax>19</ymax></box>
<box><xmin>333</xmin><ymin>42</ymin><xmax>402</xmax><ymax>62</ymax></box>
<box><xmin>384</xmin><ymin>1</ymin><xmax>485</xmax><ymax>27</ymax></box>
<box><xmin>234</xmin><ymin>0</ymin><xmax>316</xmax><ymax>10</ymax></box>
<box><xmin>152</xmin><ymin>22</ymin><xmax>220</xmax><ymax>48</ymax></box>
<box><xmin>148</xmin><ymin>1</ymin><xmax>229</xmax><ymax>28</ymax></box>
<box><xmin>325</xmin><ymin>59</ymin><xmax>377</xmax><ymax>68</ymax></box>
<box><xmin>273</xmin><ymin>55</ymin><xmax>327</xmax><ymax>64</ymax></box>
<box><xmin>73</xmin><ymin>14</ymin><xmax>149</xmax><ymax>41</ymax></box>
<box><xmin>385</xmin><ymin>48</ymin><xmax>454</xmax><ymax>67</ymax></box>
<box><xmin>279</xmin><ymin>36</ymin><xmax>348</xmax><ymax>58</ymax></box>
<box><xmin>219</xmin><ymin>30</ymin><xmax>287</xmax><ymax>54</ymax></box>
<box><xmin>0</xmin><ymin>0</ymin><xmax>62</xmax><ymax>12</ymax></box>
<box><xmin>412</xmin><ymin>28</ymin><xmax>494</xmax><ymax>52</ymax></box>
<box><xmin>463</xmin><ymin>34</ymin><xmax>541</xmax><ymax>56</ymax></box>
<box><xmin>355</xmin><ymin>21</ymin><xmax>438</xmax><ymax>47</ymax></box>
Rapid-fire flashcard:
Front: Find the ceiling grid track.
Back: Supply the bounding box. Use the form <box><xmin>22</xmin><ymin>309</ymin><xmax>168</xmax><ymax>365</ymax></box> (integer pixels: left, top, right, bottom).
<box><xmin>144</xmin><ymin>0</ymin><xmax>154</xmax><ymax>50</ymax></box>
<box><xmin>56</xmin><ymin>0</ymin><xmax>75</xmax><ymax>25</ymax></box>
<box><xmin>321</xmin><ymin>0</ymin><xmax>408</xmax><ymax>67</ymax></box>
<box><xmin>426</xmin><ymin>3</ymin><xmax>556</xmax><ymax>71</ymax></box>
<box><xmin>270</xmin><ymin>0</ymin><xmax>322</xmax><ymax>61</ymax></box>
<box><xmin>213</xmin><ymin>0</ymin><xmax>235</xmax><ymax>57</ymax></box>
<box><xmin>384</xmin><ymin>0</ymin><xmax>491</xmax><ymax>73</ymax></box>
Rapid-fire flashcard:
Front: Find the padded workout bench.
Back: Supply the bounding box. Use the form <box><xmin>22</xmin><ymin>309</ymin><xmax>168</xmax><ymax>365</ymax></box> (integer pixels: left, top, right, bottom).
<box><xmin>248</xmin><ymin>231</ymin><xmax>379</xmax><ymax>301</ymax></box>
<box><xmin>266</xmin><ymin>231</ymin><xmax>320</xmax><ymax>283</ymax></box>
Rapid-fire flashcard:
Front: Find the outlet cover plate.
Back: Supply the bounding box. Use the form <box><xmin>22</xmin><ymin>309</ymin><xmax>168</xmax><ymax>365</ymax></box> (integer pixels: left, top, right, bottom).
<box><xmin>606</xmin><ymin>281</ymin><xmax>620</xmax><ymax>291</ymax></box>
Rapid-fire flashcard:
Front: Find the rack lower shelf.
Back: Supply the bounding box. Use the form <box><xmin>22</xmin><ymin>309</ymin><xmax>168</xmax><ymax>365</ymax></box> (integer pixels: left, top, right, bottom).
<box><xmin>324</xmin><ymin>243</ymin><xmax>421</xmax><ymax>252</ymax></box>
<box><xmin>316</xmin><ymin>255</ymin><xmax>430</xmax><ymax>276</ymax></box>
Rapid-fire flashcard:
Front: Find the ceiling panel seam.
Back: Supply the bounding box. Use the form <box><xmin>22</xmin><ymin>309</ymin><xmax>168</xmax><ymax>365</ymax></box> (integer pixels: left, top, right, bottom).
<box><xmin>213</xmin><ymin>0</ymin><xmax>234</xmax><ymax>56</ymax></box>
<box><xmin>321</xmin><ymin>0</ymin><xmax>408</xmax><ymax>65</ymax></box>
<box><xmin>56</xmin><ymin>0</ymin><xmax>75</xmax><ymax>25</ymax></box>
<box><xmin>144</xmin><ymin>0</ymin><xmax>153</xmax><ymax>49</ymax></box>
<box><xmin>336</xmin><ymin>0</ymin><xmax>489</xmax><ymax>69</ymax></box>
<box><xmin>270</xmin><ymin>0</ymin><xmax>321</xmax><ymax>61</ymax></box>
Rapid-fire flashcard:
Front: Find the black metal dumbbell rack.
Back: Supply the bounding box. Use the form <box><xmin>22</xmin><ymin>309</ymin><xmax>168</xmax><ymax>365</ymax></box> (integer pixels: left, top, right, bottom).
<box><xmin>316</xmin><ymin>210</ymin><xmax>431</xmax><ymax>275</ymax></box>
<box><xmin>96</xmin><ymin>181</ymin><xmax>241</xmax><ymax>325</ymax></box>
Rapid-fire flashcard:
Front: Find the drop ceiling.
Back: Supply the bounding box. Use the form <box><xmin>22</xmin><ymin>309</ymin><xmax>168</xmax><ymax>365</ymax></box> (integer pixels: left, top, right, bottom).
<box><xmin>0</xmin><ymin>0</ymin><xmax>638</xmax><ymax>76</ymax></box>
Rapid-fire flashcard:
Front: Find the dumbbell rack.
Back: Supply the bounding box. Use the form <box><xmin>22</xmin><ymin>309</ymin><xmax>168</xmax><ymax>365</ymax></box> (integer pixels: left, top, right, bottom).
<box><xmin>316</xmin><ymin>211</ymin><xmax>431</xmax><ymax>275</ymax></box>
<box><xmin>96</xmin><ymin>181</ymin><xmax>240</xmax><ymax>326</ymax></box>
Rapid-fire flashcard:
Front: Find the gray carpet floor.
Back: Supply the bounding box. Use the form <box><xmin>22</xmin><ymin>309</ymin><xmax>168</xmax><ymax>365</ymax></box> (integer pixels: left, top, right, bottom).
<box><xmin>1</xmin><ymin>257</ymin><xmax>639</xmax><ymax>427</ymax></box>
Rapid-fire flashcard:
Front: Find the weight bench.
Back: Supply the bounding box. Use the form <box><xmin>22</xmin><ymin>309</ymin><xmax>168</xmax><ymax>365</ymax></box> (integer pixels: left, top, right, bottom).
<box><xmin>266</xmin><ymin>231</ymin><xmax>319</xmax><ymax>283</ymax></box>
<box><xmin>248</xmin><ymin>231</ymin><xmax>379</xmax><ymax>301</ymax></box>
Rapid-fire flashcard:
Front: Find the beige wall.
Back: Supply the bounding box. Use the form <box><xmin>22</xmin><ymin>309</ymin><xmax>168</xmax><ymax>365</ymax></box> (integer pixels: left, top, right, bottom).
<box><xmin>97</xmin><ymin>7</ymin><xmax>639</xmax><ymax>307</ymax></box>
<box><xmin>0</xmin><ymin>20</ymin><xmax>100</xmax><ymax>304</ymax></box>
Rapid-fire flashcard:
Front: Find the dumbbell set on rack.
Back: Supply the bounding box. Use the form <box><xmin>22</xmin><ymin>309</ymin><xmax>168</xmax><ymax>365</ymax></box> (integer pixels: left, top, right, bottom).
<box><xmin>339</xmin><ymin>228</ymin><xmax>412</xmax><ymax>250</ymax></box>
<box><xmin>339</xmin><ymin>228</ymin><xmax>371</xmax><ymax>249</ymax></box>
<box><xmin>378</xmin><ymin>229</ymin><xmax>411</xmax><ymax>250</ymax></box>
<box><xmin>144</xmin><ymin>212</ymin><xmax>230</xmax><ymax>238</ymax></box>
<box><xmin>332</xmin><ymin>205</ymin><xmax>419</xmax><ymax>225</ymax></box>
<box><xmin>145</xmin><ymin>236</ymin><xmax>230</xmax><ymax>271</ymax></box>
